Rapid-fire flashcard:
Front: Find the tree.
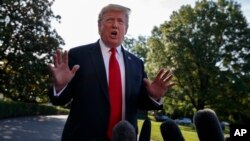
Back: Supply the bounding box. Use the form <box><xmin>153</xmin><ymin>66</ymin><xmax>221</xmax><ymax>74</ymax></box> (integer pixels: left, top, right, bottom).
<box><xmin>146</xmin><ymin>0</ymin><xmax>250</xmax><ymax>122</ymax></box>
<box><xmin>0</xmin><ymin>0</ymin><xmax>64</xmax><ymax>103</ymax></box>
<box><xmin>124</xmin><ymin>35</ymin><xmax>148</xmax><ymax>61</ymax></box>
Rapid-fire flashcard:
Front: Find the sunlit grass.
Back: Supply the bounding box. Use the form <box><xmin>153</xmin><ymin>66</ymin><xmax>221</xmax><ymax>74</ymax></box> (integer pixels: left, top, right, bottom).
<box><xmin>138</xmin><ymin>119</ymin><xmax>199</xmax><ymax>141</ymax></box>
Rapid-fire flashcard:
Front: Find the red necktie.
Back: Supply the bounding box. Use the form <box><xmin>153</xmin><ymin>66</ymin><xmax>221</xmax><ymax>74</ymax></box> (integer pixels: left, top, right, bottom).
<box><xmin>107</xmin><ymin>48</ymin><xmax>122</xmax><ymax>139</ymax></box>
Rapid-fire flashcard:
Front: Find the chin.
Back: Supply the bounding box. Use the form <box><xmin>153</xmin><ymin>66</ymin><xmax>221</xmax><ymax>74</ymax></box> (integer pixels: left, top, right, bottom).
<box><xmin>108</xmin><ymin>40</ymin><xmax>122</xmax><ymax>47</ymax></box>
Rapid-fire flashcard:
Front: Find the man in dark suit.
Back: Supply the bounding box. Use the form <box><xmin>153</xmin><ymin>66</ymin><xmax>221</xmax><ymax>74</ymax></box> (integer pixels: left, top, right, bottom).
<box><xmin>48</xmin><ymin>4</ymin><xmax>174</xmax><ymax>141</ymax></box>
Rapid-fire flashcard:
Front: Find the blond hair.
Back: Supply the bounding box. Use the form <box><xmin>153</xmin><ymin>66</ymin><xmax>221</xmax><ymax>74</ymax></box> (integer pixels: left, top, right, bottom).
<box><xmin>98</xmin><ymin>4</ymin><xmax>131</xmax><ymax>26</ymax></box>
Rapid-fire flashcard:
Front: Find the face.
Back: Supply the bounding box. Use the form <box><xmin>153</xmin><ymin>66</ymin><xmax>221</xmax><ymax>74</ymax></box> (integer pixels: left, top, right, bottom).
<box><xmin>98</xmin><ymin>10</ymin><xmax>128</xmax><ymax>48</ymax></box>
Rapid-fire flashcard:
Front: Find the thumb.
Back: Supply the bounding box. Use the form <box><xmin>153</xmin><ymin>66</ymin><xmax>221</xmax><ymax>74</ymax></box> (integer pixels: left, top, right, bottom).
<box><xmin>48</xmin><ymin>64</ymin><xmax>54</xmax><ymax>72</ymax></box>
<box><xmin>71</xmin><ymin>65</ymin><xmax>80</xmax><ymax>74</ymax></box>
<box><xmin>143</xmin><ymin>78</ymin><xmax>151</xmax><ymax>88</ymax></box>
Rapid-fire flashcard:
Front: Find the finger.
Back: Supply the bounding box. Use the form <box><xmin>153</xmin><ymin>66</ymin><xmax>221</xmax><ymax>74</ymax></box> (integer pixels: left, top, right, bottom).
<box><xmin>155</xmin><ymin>68</ymin><xmax>165</xmax><ymax>81</ymax></box>
<box><xmin>163</xmin><ymin>73</ymin><xmax>173</xmax><ymax>83</ymax></box>
<box><xmin>56</xmin><ymin>49</ymin><xmax>62</xmax><ymax>65</ymax></box>
<box><xmin>161</xmin><ymin>69</ymin><xmax>171</xmax><ymax>81</ymax></box>
<box><xmin>71</xmin><ymin>65</ymin><xmax>80</xmax><ymax>75</ymax></box>
<box><xmin>166</xmin><ymin>82</ymin><xmax>175</xmax><ymax>89</ymax></box>
<box><xmin>53</xmin><ymin>54</ymin><xmax>58</xmax><ymax>67</ymax></box>
<box><xmin>63</xmin><ymin>50</ymin><xmax>68</xmax><ymax>65</ymax></box>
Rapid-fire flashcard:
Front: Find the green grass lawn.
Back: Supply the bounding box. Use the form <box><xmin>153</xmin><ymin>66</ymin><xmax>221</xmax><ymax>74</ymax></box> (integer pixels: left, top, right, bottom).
<box><xmin>138</xmin><ymin>119</ymin><xmax>199</xmax><ymax>141</ymax></box>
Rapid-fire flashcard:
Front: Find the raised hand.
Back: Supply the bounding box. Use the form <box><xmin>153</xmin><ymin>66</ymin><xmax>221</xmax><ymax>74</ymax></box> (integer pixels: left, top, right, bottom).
<box><xmin>48</xmin><ymin>49</ymin><xmax>80</xmax><ymax>92</ymax></box>
<box><xmin>144</xmin><ymin>68</ymin><xmax>175</xmax><ymax>100</ymax></box>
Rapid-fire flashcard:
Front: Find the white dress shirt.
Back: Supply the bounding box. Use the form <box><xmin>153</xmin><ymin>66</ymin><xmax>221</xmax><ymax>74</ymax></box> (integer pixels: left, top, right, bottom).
<box><xmin>99</xmin><ymin>39</ymin><xmax>126</xmax><ymax>120</ymax></box>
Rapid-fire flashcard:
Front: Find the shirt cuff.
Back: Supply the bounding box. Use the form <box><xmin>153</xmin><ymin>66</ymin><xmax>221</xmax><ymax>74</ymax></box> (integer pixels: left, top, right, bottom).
<box><xmin>53</xmin><ymin>84</ymin><xmax>67</xmax><ymax>96</ymax></box>
<box><xmin>149</xmin><ymin>96</ymin><xmax>163</xmax><ymax>105</ymax></box>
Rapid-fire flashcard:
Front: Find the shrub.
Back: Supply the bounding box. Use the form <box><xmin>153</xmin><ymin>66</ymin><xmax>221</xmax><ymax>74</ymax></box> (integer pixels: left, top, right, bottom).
<box><xmin>0</xmin><ymin>100</ymin><xmax>69</xmax><ymax>119</ymax></box>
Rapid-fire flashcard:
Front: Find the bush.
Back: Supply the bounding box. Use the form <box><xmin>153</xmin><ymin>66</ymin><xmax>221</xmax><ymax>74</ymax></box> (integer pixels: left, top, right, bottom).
<box><xmin>0</xmin><ymin>100</ymin><xmax>69</xmax><ymax>119</ymax></box>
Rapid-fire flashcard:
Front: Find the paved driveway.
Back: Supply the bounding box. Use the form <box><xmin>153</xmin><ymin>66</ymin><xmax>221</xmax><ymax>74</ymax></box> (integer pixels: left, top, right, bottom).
<box><xmin>0</xmin><ymin>115</ymin><xmax>67</xmax><ymax>141</ymax></box>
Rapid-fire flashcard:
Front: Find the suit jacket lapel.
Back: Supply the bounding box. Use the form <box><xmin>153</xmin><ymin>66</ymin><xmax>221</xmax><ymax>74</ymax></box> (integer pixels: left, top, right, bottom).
<box><xmin>89</xmin><ymin>43</ymin><xmax>135</xmax><ymax>107</ymax></box>
<box><xmin>90</xmin><ymin>41</ymin><xmax>109</xmax><ymax>101</ymax></box>
<box><xmin>122</xmin><ymin>47</ymin><xmax>133</xmax><ymax>108</ymax></box>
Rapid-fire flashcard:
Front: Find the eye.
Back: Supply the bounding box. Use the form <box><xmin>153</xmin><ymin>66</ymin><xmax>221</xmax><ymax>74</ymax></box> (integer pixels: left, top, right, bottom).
<box><xmin>118</xmin><ymin>19</ymin><xmax>125</xmax><ymax>24</ymax></box>
<box><xmin>105</xmin><ymin>18</ymin><xmax>114</xmax><ymax>23</ymax></box>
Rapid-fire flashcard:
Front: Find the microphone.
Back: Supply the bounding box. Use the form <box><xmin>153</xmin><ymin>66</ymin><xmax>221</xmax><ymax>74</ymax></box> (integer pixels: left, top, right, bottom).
<box><xmin>160</xmin><ymin>118</ymin><xmax>185</xmax><ymax>141</ymax></box>
<box><xmin>112</xmin><ymin>120</ymin><xmax>136</xmax><ymax>141</ymax></box>
<box><xmin>193</xmin><ymin>108</ymin><xmax>225</xmax><ymax>141</ymax></box>
<box><xmin>138</xmin><ymin>118</ymin><xmax>151</xmax><ymax>141</ymax></box>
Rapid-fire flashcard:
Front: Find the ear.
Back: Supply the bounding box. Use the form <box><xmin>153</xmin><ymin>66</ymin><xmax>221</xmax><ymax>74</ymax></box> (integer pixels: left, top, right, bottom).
<box><xmin>125</xmin><ymin>25</ymin><xmax>129</xmax><ymax>34</ymax></box>
<box><xmin>98</xmin><ymin>22</ymin><xmax>101</xmax><ymax>34</ymax></box>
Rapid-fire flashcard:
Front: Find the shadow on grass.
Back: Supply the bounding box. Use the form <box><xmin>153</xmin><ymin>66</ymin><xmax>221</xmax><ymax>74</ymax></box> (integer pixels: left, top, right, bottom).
<box><xmin>0</xmin><ymin>115</ymin><xmax>67</xmax><ymax>141</ymax></box>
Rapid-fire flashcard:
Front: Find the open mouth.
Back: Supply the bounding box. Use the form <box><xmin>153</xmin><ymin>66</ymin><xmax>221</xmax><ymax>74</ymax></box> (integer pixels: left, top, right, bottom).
<box><xmin>110</xmin><ymin>31</ymin><xmax>118</xmax><ymax>38</ymax></box>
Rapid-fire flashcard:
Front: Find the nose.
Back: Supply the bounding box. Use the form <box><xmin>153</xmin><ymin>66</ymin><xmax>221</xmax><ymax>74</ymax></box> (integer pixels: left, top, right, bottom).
<box><xmin>112</xmin><ymin>20</ymin><xmax>118</xmax><ymax>28</ymax></box>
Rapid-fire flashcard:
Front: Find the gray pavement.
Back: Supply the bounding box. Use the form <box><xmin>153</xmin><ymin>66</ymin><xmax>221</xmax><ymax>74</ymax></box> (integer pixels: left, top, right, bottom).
<box><xmin>0</xmin><ymin>115</ymin><xmax>67</xmax><ymax>141</ymax></box>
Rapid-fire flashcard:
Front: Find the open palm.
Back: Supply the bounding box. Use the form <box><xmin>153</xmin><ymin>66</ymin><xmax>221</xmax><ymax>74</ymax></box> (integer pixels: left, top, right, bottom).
<box><xmin>48</xmin><ymin>49</ymin><xmax>80</xmax><ymax>92</ymax></box>
<box><xmin>144</xmin><ymin>69</ymin><xmax>175</xmax><ymax>100</ymax></box>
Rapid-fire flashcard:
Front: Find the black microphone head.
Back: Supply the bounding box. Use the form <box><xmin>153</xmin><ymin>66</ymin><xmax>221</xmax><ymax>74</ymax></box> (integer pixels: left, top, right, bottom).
<box><xmin>112</xmin><ymin>120</ymin><xmax>136</xmax><ymax>141</ymax></box>
<box><xmin>193</xmin><ymin>108</ymin><xmax>225</xmax><ymax>141</ymax></box>
<box><xmin>139</xmin><ymin>118</ymin><xmax>151</xmax><ymax>141</ymax></box>
<box><xmin>160</xmin><ymin>118</ymin><xmax>185</xmax><ymax>141</ymax></box>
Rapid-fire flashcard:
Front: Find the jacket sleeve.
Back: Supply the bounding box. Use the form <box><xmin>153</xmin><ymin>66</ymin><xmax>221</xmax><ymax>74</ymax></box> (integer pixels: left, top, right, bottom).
<box><xmin>137</xmin><ymin>60</ymin><xmax>163</xmax><ymax>111</ymax></box>
<box><xmin>48</xmin><ymin>49</ymin><xmax>77</xmax><ymax>106</ymax></box>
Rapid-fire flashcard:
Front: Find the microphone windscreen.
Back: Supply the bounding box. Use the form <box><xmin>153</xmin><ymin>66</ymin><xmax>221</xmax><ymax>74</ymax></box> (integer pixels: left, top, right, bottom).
<box><xmin>160</xmin><ymin>118</ymin><xmax>185</xmax><ymax>141</ymax></box>
<box><xmin>193</xmin><ymin>108</ymin><xmax>225</xmax><ymax>141</ymax></box>
<box><xmin>112</xmin><ymin>120</ymin><xmax>136</xmax><ymax>141</ymax></box>
<box><xmin>139</xmin><ymin>118</ymin><xmax>151</xmax><ymax>141</ymax></box>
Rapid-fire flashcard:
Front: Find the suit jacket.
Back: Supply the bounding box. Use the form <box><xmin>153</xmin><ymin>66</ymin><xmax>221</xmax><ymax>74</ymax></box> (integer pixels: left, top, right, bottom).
<box><xmin>49</xmin><ymin>41</ymin><xmax>162</xmax><ymax>141</ymax></box>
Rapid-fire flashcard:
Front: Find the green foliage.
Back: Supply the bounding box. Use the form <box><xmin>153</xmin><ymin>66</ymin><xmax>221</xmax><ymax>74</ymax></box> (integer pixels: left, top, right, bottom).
<box><xmin>123</xmin><ymin>0</ymin><xmax>250</xmax><ymax>123</ymax></box>
<box><xmin>124</xmin><ymin>36</ymin><xmax>149</xmax><ymax>61</ymax></box>
<box><xmin>145</xmin><ymin>0</ymin><xmax>250</xmax><ymax>123</ymax></box>
<box><xmin>0</xmin><ymin>100</ymin><xmax>69</xmax><ymax>119</ymax></box>
<box><xmin>0</xmin><ymin>0</ymin><xmax>64</xmax><ymax>103</ymax></box>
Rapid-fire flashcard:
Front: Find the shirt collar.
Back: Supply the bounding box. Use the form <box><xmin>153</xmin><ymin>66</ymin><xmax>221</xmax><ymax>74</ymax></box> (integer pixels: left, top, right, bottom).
<box><xmin>99</xmin><ymin>39</ymin><xmax>122</xmax><ymax>56</ymax></box>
